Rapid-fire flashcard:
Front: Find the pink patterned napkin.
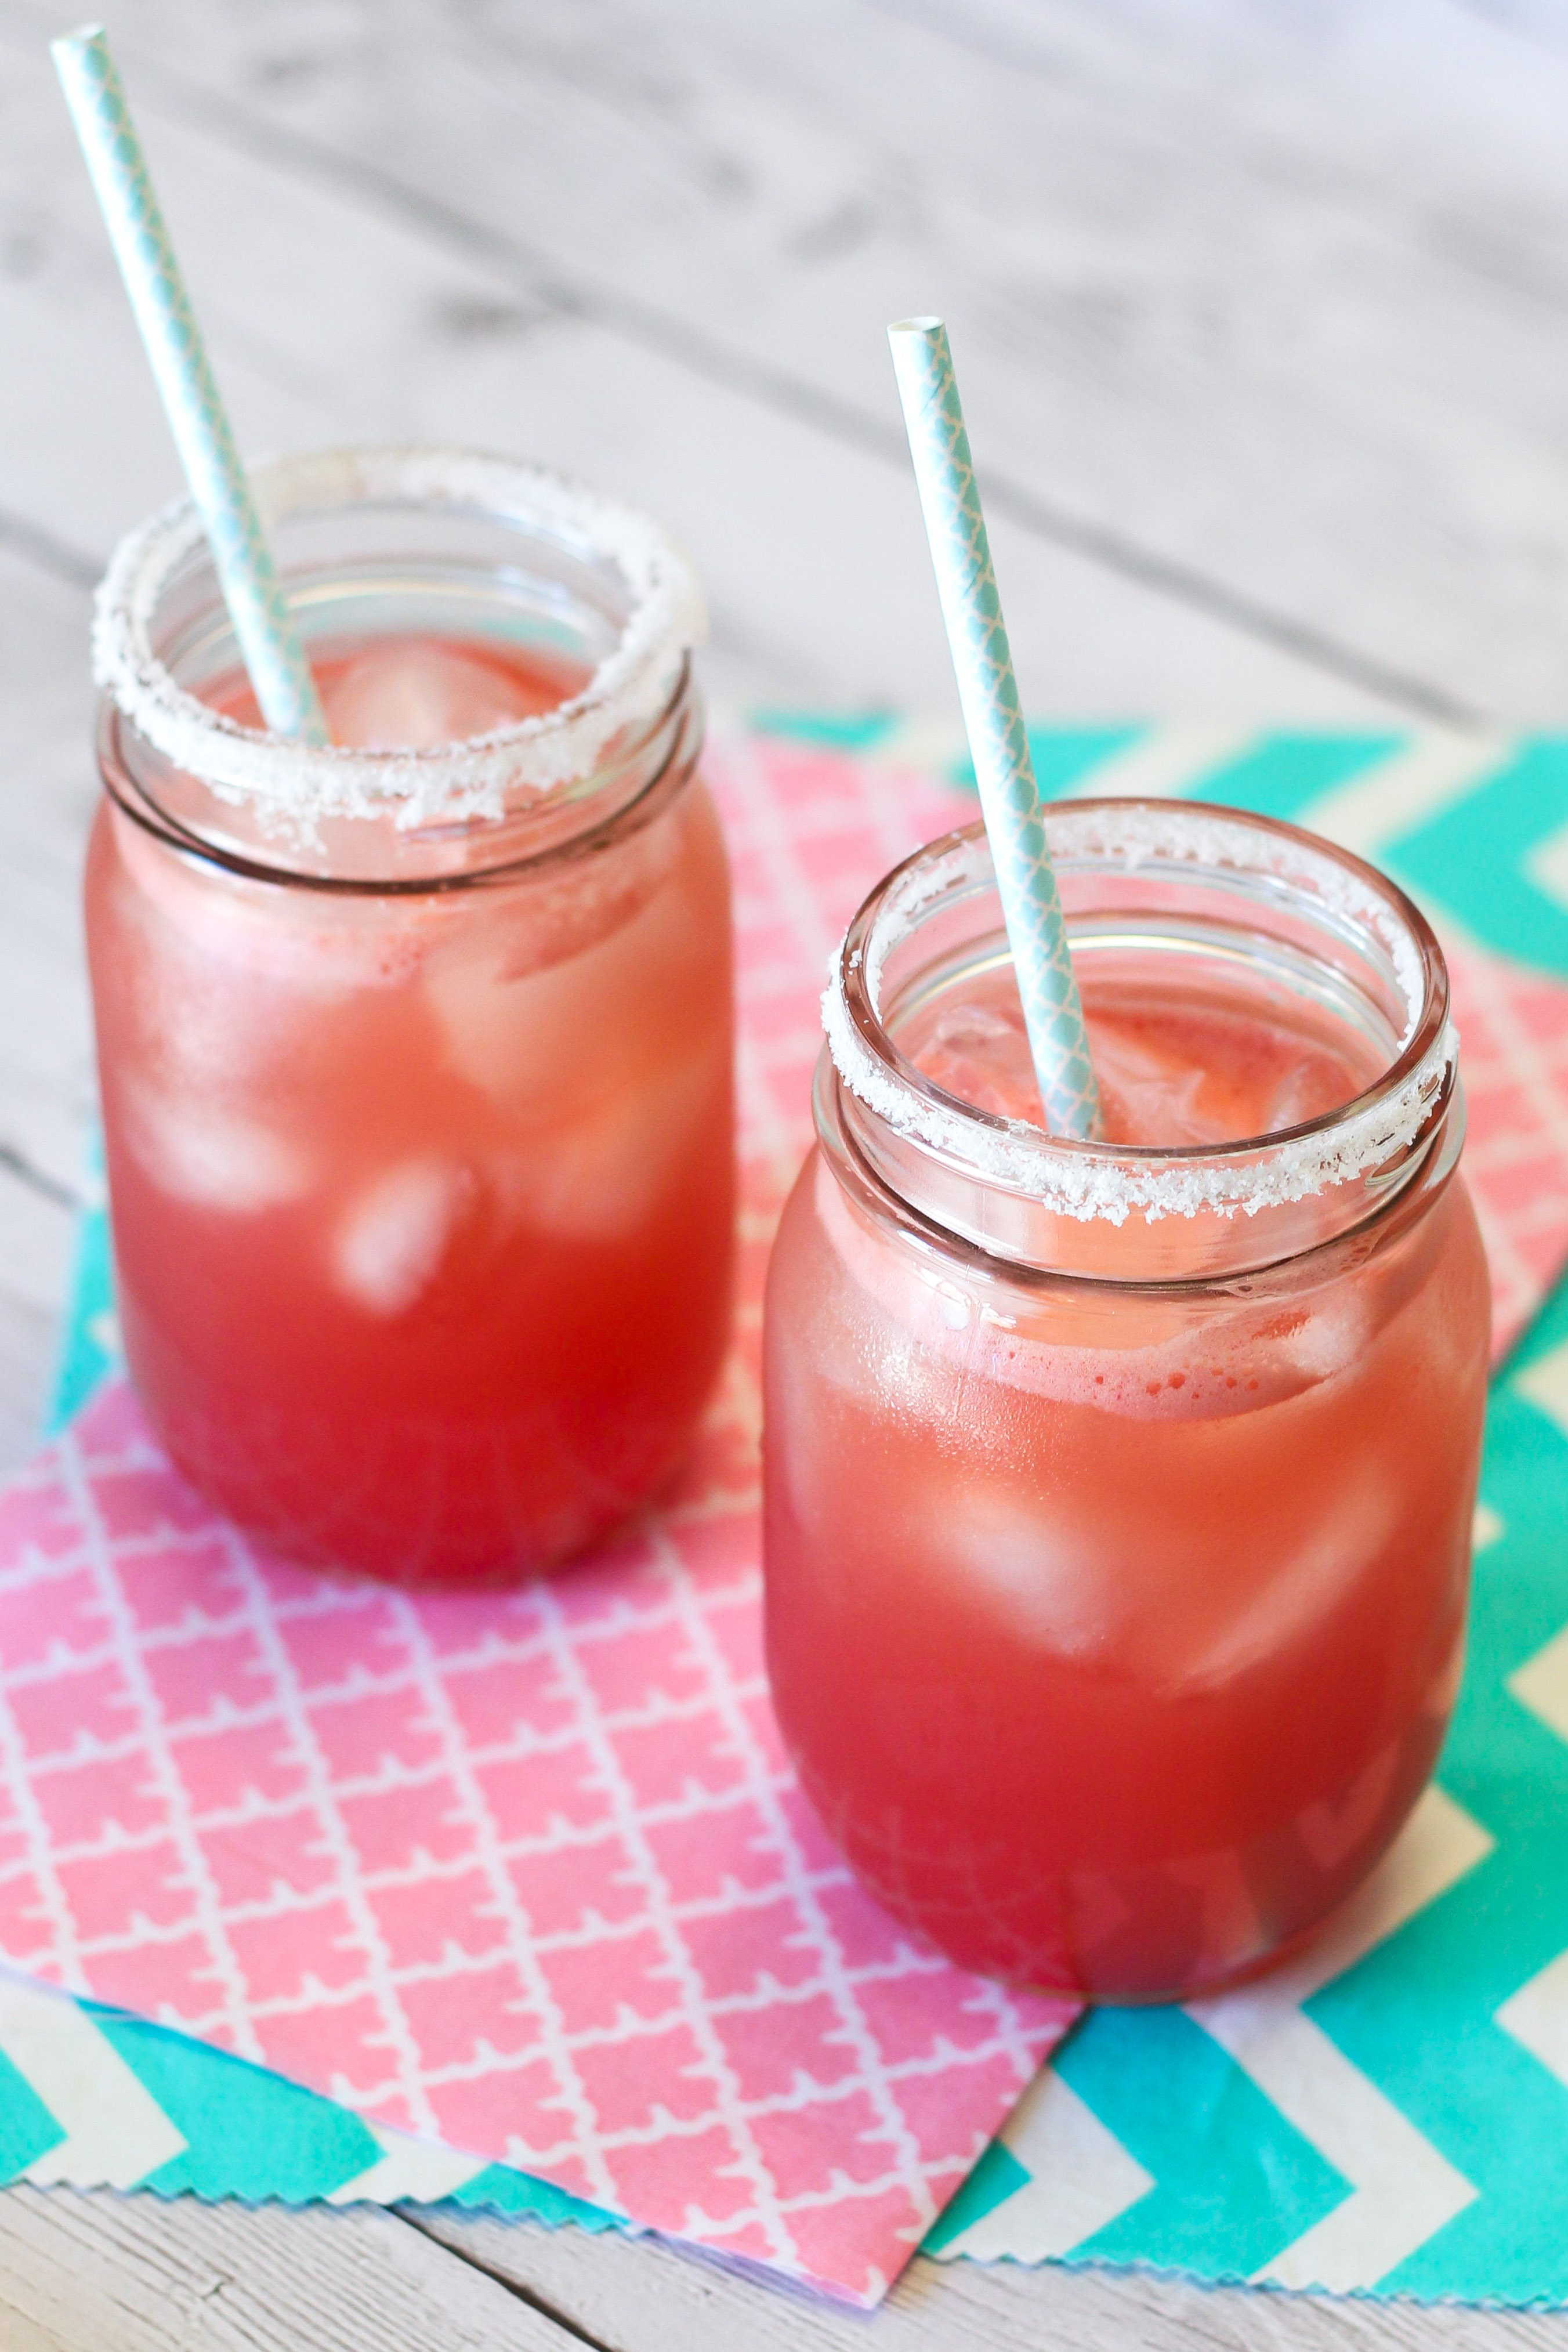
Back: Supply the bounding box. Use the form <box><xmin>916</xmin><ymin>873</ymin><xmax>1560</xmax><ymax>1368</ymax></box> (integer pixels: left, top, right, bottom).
<box><xmin>0</xmin><ymin>738</ymin><xmax>1069</xmax><ymax>2306</ymax></box>
<box><xmin>0</xmin><ymin>735</ymin><xmax>1565</xmax><ymax>2303</ymax></box>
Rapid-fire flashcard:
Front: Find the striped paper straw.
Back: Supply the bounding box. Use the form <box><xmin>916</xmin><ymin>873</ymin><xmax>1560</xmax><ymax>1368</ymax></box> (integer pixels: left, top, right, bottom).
<box><xmin>888</xmin><ymin>317</ymin><xmax>1100</xmax><ymax>1140</ymax></box>
<box><xmin>53</xmin><ymin>25</ymin><xmax>328</xmax><ymax>743</ymax></box>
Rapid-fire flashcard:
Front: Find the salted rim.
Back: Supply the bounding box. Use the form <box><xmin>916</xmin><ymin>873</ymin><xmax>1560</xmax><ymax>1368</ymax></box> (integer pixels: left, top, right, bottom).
<box><xmin>93</xmin><ymin>445</ymin><xmax>708</xmax><ymax>830</ymax></box>
<box><xmin>822</xmin><ymin>804</ymin><xmax>1457</xmax><ymax>1226</ymax></box>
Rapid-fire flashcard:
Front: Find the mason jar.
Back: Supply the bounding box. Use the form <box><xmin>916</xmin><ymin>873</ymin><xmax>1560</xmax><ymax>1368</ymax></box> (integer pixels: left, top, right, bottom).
<box><xmin>763</xmin><ymin>801</ymin><xmax>1489</xmax><ymax>2003</ymax></box>
<box><xmin>86</xmin><ymin>446</ymin><xmax>734</xmax><ymax>1585</ymax></box>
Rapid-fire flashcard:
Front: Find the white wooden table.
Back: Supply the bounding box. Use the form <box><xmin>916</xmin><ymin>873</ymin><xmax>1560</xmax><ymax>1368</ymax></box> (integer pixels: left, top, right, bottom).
<box><xmin>1</xmin><ymin>2</ymin><xmax>1567</xmax><ymax>2341</ymax></box>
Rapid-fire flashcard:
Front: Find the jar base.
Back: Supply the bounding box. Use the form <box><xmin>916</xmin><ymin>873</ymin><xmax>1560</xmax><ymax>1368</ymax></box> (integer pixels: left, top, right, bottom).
<box><xmin>1024</xmin><ymin>1900</ymin><xmax>1354</xmax><ymax>2011</ymax></box>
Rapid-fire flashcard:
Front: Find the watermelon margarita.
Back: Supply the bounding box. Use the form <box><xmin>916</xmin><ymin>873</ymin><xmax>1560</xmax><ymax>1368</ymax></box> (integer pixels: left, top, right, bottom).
<box><xmin>86</xmin><ymin>449</ymin><xmax>734</xmax><ymax>1583</ymax></box>
<box><xmin>763</xmin><ymin>805</ymin><xmax>1489</xmax><ymax>2002</ymax></box>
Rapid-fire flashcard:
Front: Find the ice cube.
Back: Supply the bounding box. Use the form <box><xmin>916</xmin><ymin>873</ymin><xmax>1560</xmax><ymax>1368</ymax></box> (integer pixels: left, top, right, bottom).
<box><xmin>1171</xmin><ymin>1457</ymin><xmax>1402</xmax><ymax>1693</ymax></box>
<box><xmin>1090</xmin><ymin>1023</ymin><xmax>1212</xmax><ymax>1148</ymax></box>
<box><xmin>426</xmin><ymin>932</ymin><xmax>591</xmax><ymax>1109</ymax></box>
<box><xmin>1261</xmin><ymin>1048</ymin><xmax>1364</xmax><ymax>1134</ymax></box>
<box><xmin>335</xmin><ymin>1161</ymin><xmax>474</xmax><ymax>1314</ymax></box>
<box><xmin>914</xmin><ymin>998</ymin><xmax>1042</xmax><ymax>1122</ymax></box>
<box><xmin>1271</xmin><ymin>1290</ymin><xmax>1370</xmax><ymax>1386</ymax></box>
<box><xmin>945</xmin><ymin>1482</ymin><xmax>1113</xmax><ymax>1657</ymax></box>
<box><xmin>321</xmin><ymin>640</ymin><xmax>563</xmax><ymax>751</ymax></box>
<box><xmin>118</xmin><ymin>1081</ymin><xmax>313</xmax><ymax>1212</ymax></box>
<box><xmin>498</xmin><ymin>1048</ymin><xmax>721</xmax><ymax>1243</ymax></box>
<box><xmin>425</xmin><ymin>852</ymin><xmax>685</xmax><ymax>1108</ymax></box>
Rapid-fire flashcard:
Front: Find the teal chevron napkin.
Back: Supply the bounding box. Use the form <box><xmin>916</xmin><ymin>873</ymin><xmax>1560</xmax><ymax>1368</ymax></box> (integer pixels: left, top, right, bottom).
<box><xmin>13</xmin><ymin>719</ymin><xmax>1568</xmax><ymax>2309</ymax></box>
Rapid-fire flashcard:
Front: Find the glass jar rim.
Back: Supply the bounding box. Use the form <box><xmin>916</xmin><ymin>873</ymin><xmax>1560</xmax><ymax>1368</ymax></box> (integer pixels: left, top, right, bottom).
<box><xmin>92</xmin><ymin>443</ymin><xmax>706</xmax><ymax>833</ymax></box>
<box><xmin>97</xmin><ymin>654</ymin><xmax>702</xmax><ymax>897</ymax></box>
<box><xmin>823</xmin><ymin>800</ymin><xmax>1456</xmax><ymax>1232</ymax></box>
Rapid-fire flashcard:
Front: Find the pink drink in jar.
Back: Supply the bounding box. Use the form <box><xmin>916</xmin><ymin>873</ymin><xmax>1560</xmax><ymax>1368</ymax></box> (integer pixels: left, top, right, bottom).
<box><xmin>86</xmin><ymin>449</ymin><xmax>733</xmax><ymax>1583</ymax></box>
<box><xmin>763</xmin><ymin>804</ymin><xmax>1490</xmax><ymax>2003</ymax></box>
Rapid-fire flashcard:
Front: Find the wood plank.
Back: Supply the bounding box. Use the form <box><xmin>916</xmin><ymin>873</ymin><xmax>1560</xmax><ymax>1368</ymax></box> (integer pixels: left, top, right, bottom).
<box><xmin>412</xmin><ymin>2206</ymin><xmax>1568</xmax><ymax>2351</ymax></box>
<box><xmin>0</xmin><ymin>1173</ymin><xmax>73</xmax><ymax>1475</ymax></box>
<box><xmin>0</xmin><ymin>530</ymin><xmax>95</xmax><ymax>1467</ymax></box>
<box><xmin>0</xmin><ymin>22</ymin><xmax>1410</xmax><ymax>722</ymax></box>
<box><xmin>28</xmin><ymin>0</ymin><xmax>1568</xmax><ymax>717</ymax></box>
<box><xmin>0</xmin><ymin>544</ymin><xmax>97</xmax><ymax>1200</ymax></box>
<box><xmin>0</xmin><ymin>2187</ymin><xmax>588</xmax><ymax>2350</ymax></box>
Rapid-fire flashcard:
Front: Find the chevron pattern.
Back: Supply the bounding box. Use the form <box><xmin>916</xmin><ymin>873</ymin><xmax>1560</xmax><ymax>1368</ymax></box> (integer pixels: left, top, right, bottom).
<box><xmin>0</xmin><ymin>1964</ymin><xmax>607</xmax><ymax>2223</ymax></box>
<box><xmin>12</xmin><ymin>718</ymin><xmax>1568</xmax><ymax>2308</ymax></box>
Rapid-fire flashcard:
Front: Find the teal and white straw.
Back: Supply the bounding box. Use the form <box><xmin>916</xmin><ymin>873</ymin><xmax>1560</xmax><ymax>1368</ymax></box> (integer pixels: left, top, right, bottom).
<box><xmin>52</xmin><ymin>26</ymin><xmax>328</xmax><ymax>744</ymax></box>
<box><xmin>888</xmin><ymin>317</ymin><xmax>1100</xmax><ymax>1140</ymax></box>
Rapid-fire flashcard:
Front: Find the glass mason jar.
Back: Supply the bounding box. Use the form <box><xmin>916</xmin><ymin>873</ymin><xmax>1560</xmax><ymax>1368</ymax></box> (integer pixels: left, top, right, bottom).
<box><xmin>86</xmin><ymin>447</ymin><xmax>734</xmax><ymax>1586</ymax></box>
<box><xmin>763</xmin><ymin>802</ymin><xmax>1490</xmax><ymax>2003</ymax></box>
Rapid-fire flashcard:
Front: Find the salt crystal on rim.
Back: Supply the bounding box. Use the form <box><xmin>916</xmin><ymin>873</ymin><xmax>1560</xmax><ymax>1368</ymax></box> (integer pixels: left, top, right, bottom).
<box><xmin>93</xmin><ymin>445</ymin><xmax>707</xmax><ymax>832</ymax></box>
<box><xmin>823</xmin><ymin>809</ymin><xmax>1457</xmax><ymax>1226</ymax></box>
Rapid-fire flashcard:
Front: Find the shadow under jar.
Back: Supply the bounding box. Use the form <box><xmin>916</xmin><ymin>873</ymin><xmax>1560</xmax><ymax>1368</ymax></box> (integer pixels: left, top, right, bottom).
<box><xmin>763</xmin><ymin>802</ymin><xmax>1490</xmax><ymax>2003</ymax></box>
<box><xmin>87</xmin><ymin>447</ymin><xmax>735</xmax><ymax>1585</ymax></box>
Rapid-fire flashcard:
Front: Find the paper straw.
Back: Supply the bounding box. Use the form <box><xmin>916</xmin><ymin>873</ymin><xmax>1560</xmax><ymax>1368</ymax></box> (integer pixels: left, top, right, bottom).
<box><xmin>888</xmin><ymin>317</ymin><xmax>1100</xmax><ymax>1140</ymax></box>
<box><xmin>52</xmin><ymin>26</ymin><xmax>328</xmax><ymax>743</ymax></box>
